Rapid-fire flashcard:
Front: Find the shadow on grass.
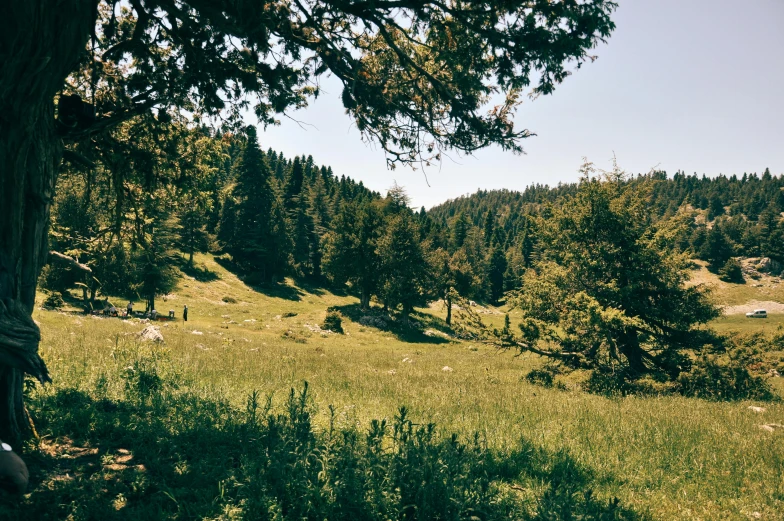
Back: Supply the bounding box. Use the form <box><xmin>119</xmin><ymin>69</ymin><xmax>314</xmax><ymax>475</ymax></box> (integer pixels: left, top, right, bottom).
<box><xmin>290</xmin><ymin>277</ymin><xmax>326</xmax><ymax>297</ymax></box>
<box><xmin>178</xmin><ymin>258</ymin><xmax>221</xmax><ymax>282</ymax></box>
<box><xmin>213</xmin><ymin>255</ymin><xmax>304</xmax><ymax>302</ymax></box>
<box><xmin>1</xmin><ymin>381</ymin><xmax>650</xmax><ymax>521</ymax></box>
<box><xmin>333</xmin><ymin>303</ymin><xmax>454</xmax><ymax>344</ymax></box>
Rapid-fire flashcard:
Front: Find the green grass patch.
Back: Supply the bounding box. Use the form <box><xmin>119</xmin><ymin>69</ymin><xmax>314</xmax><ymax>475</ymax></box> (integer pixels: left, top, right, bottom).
<box><xmin>6</xmin><ymin>253</ymin><xmax>784</xmax><ymax>520</ymax></box>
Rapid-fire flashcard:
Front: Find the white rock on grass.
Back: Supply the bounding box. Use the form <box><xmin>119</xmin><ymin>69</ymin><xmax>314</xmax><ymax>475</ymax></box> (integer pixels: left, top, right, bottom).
<box><xmin>748</xmin><ymin>406</ymin><xmax>766</xmax><ymax>413</ymax></box>
<box><xmin>305</xmin><ymin>323</ymin><xmax>331</xmax><ymax>334</ymax></box>
<box><xmin>759</xmin><ymin>424</ymin><xmax>784</xmax><ymax>433</ymax></box>
<box><xmin>138</xmin><ymin>325</ymin><xmax>164</xmax><ymax>343</ymax></box>
<box><xmin>442</xmin><ymin>366</ymin><xmax>454</xmax><ymax>372</ymax></box>
<box><xmin>191</xmin><ymin>330</ymin><xmax>203</xmax><ymax>335</ymax></box>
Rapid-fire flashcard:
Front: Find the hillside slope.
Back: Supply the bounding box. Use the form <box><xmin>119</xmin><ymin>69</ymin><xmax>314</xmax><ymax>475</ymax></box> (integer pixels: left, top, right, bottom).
<box><xmin>14</xmin><ymin>253</ymin><xmax>784</xmax><ymax>520</ymax></box>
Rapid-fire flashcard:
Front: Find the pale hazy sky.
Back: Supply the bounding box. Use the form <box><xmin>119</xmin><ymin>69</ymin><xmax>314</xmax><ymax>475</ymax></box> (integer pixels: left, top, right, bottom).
<box><xmin>256</xmin><ymin>0</ymin><xmax>784</xmax><ymax>209</ymax></box>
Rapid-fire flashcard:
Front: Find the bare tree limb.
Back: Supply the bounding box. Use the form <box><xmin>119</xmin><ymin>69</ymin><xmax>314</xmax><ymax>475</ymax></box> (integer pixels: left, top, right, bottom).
<box><xmin>48</xmin><ymin>251</ymin><xmax>92</xmax><ymax>273</ymax></box>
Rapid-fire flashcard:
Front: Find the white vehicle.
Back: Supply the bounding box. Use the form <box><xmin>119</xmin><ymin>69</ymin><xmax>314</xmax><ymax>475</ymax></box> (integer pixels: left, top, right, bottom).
<box><xmin>745</xmin><ymin>309</ymin><xmax>768</xmax><ymax>319</ymax></box>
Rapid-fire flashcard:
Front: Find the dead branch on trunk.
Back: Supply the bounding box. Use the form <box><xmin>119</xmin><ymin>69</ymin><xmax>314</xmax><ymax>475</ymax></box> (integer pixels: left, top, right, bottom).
<box><xmin>49</xmin><ymin>251</ymin><xmax>92</xmax><ymax>273</ymax></box>
<box><xmin>0</xmin><ymin>299</ymin><xmax>50</xmax><ymax>384</ymax></box>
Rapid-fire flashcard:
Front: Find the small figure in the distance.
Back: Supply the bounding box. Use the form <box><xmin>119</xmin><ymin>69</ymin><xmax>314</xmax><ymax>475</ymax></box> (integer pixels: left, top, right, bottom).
<box><xmin>183</xmin><ymin>304</ymin><xmax>188</xmax><ymax>322</ymax></box>
<box><xmin>127</xmin><ymin>301</ymin><xmax>133</xmax><ymax>317</ymax></box>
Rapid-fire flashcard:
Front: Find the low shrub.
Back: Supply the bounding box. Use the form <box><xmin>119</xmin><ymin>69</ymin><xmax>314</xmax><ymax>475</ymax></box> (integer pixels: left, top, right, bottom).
<box><xmin>121</xmin><ymin>358</ymin><xmax>163</xmax><ymax>404</ymax></box>
<box><xmin>583</xmin><ymin>369</ymin><xmax>666</xmax><ymax>397</ymax></box>
<box><xmin>525</xmin><ymin>368</ymin><xmax>555</xmax><ymax>388</ymax></box>
<box><xmin>221</xmin><ymin>296</ymin><xmax>237</xmax><ymax>303</ymax></box>
<box><xmin>677</xmin><ymin>356</ymin><xmax>775</xmax><ymax>401</ymax></box>
<box><xmin>321</xmin><ymin>310</ymin><xmax>344</xmax><ymax>334</ymax></box>
<box><xmin>15</xmin><ymin>378</ymin><xmax>644</xmax><ymax>521</ymax></box>
<box><xmin>718</xmin><ymin>258</ymin><xmax>744</xmax><ymax>283</ymax></box>
<box><xmin>282</xmin><ymin>329</ymin><xmax>308</xmax><ymax>343</ymax></box>
<box><xmin>42</xmin><ymin>292</ymin><xmax>64</xmax><ymax>309</ymax></box>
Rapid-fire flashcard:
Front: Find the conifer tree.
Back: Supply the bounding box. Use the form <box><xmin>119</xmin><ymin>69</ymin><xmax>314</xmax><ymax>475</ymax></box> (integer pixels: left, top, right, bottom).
<box><xmin>452</xmin><ymin>213</ymin><xmax>469</xmax><ymax>251</ymax></box>
<box><xmin>498</xmin><ymin>162</ymin><xmax>718</xmax><ymax>378</ymax></box>
<box><xmin>306</xmin><ymin>175</ymin><xmax>331</xmax><ymax>279</ymax></box>
<box><xmin>718</xmin><ymin>258</ymin><xmax>744</xmax><ymax>283</ymax></box>
<box><xmin>323</xmin><ymin>202</ymin><xmax>383</xmax><ymax>309</ymax></box>
<box><xmin>765</xmin><ymin>219</ymin><xmax>784</xmax><ymax>265</ymax></box>
<box><xmin>224</xmin><ymin>127</ymin><xmax>288</xmax><ymax>282</ymax></box>
<box><xmin>177</xmin><ymin>201</ymin><xmax>211</xmax><ymax>267</ymax></box>
<box><xmin>429</xmin><ymin>247</ymin><xmax>478</xmax><ymax>325</ymax></box>
<box><xmin>707</xmin><ymin>195</ymin><xmax>725</xmax><ymax>220</ymax></box>
<box><xmin>217</xmin><ymin>195</ymin><xmax>238</xmax><ymax>254</ymax></box>
<box><xmin>283</xmin><ymin>157</ymin><xmax>305</xmax><ymax>212</ymax></box>
<box><xmin>759</xmin><ymin>206</ymin><xmax>780</xmax><ymax>258</ymax></box>
<box><xmin>429</xmin><ymin>248</ymin><xmax>454</xmax><ymax>324</ymax></box>
<box><xmin>487</xmin><ymin>243</ymin><xmax>508</xmax><ymax>303</ymax></box>
<box><xmin>291</xmin><ymin>197</ymin><xmax>315</xmax><ymax>276</ymax></box>
<box><xmin>382</xmin><ymin>182</ymin><xmax>411</xmax><ymax>215</ymax></box>
<box><xmin>378</xmin><ymin>213</ymin><xmax>430</xmax><ymax>316</ymax></box>
<box><xmin>133</xmin><ymin>213</ymin><xmax>179</xmax><ymax>313</ymax></box>
<box><xmin>483</xmin><ymin>211</ymin><xmax>495</xmax><ymax>246</ymax></box>
<box><xmin>701</xmin><ymin>224</ymin><xmax>734</xmax><ymax>272</ymax></box>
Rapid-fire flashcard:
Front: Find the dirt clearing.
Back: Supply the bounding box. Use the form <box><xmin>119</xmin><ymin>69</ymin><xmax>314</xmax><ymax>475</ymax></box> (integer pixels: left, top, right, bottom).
<box><xmin>722</xmin><ymin>300</ymin><xmax>784</xmax><ymax>315</ymax></box>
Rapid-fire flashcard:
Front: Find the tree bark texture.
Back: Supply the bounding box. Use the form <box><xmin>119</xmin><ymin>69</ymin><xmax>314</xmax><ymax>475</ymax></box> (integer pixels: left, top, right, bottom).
<box><xmin>0</xmin><ymin>0</ymin><xmax>97</xmax><ymax>442</ymax></box>
<box><xmin>619</xmin><ymin>329</ymin><xmax>647</xmax><ymax>376</ymax></box>
<box><xmin>360</xmin><ymin>288</ymin><xmax>371</xmax><ymax>311</ymax></box>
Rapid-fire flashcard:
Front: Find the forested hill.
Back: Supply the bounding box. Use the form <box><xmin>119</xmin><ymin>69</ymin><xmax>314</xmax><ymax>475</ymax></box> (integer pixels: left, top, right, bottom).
<box><xmin>45</xmin><ymin>121</ymin><xmax>385</xmax><ymax>311</ymax></box>
<box><xmin>427</xmin><ymin>169</ymin><xmax>784</xmax><ymax>268</ymax></box>
<box><xmin>44</xmin><ymin>111</ymin><xmax>784</xmax><ymax>316</ymax></box>
<box><xmin>429</xmin><ymin>169</ymin><xmax>784</xmax><ymax>228</ymax></box>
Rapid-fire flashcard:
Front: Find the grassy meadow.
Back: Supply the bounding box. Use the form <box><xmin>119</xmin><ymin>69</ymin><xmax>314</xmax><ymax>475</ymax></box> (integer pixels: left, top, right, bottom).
<box><xmin>1</xmin><ymin>254</ymin><xmax>783</xmax><ymax>520</ymax></box>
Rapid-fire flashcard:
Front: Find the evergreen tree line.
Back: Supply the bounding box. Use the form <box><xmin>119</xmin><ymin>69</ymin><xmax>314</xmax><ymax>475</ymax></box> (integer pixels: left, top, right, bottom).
<box><xmin>43</xmin><ymin>120</ymin><xmax>784</xmax><ymax>317</ymax></box>
<box><xmin>428</xmin><ymin>168</ymin><xmax>784</xmax><ymax>291</ymax></box>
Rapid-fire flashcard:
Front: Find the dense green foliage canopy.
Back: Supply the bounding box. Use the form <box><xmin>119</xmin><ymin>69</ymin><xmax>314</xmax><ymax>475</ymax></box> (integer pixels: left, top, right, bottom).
<box><xmin>453</xmin><ymin>162</ymin><xmax>723</xmax><ymax>379</ymax></box>
<box><xmin>65</xmin><ymin>0</ymin><xmax>617</xmax><ymax>166</ymax></box>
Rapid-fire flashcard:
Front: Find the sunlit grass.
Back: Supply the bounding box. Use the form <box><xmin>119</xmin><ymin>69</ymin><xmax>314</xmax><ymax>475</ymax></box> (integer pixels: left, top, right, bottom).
<box><xmin>16</xmin><ymin>253</ymin><xmax>784</xmax><ymax>520</ymax></box>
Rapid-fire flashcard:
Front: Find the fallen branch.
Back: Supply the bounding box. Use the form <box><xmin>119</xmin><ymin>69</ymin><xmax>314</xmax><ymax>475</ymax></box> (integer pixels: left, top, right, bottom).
<box><xmin>49</xmin><ymin>251</ymin><xmax>92</xmax><ymax>273</ymax></box>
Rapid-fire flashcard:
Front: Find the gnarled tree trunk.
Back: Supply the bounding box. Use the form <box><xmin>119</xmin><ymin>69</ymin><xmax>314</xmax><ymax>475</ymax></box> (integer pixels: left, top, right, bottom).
<box><xmin>0</xmin><ymin>1</ymin><xmax>97</xmax><ymax>442</ymax></box>
<box><xmin>360</xmin><ymin>286</ymin><xmax>371</xmax><ymax>310</ymax></box>
<box><xmin>619</xmin><ymin>329</ymin><xmax>647</xmax><ymax>376</ymax></box>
